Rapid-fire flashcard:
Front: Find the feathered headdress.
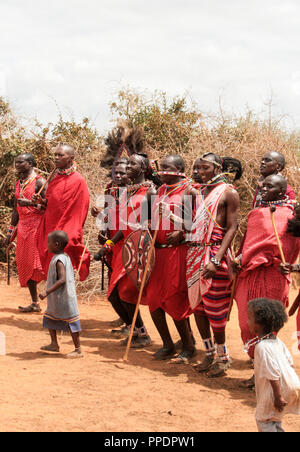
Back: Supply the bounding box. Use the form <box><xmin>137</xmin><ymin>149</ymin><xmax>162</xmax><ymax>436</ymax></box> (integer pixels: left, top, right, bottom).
<box><xmin>101</xmin><ymin>121</ymin><xmax>145</xmax><ymax>178</ymax></box>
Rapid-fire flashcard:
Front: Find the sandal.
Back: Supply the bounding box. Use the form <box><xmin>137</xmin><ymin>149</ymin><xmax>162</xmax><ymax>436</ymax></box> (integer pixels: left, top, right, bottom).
<box><xmin>19</xmin><ymin>303</ymin><xmax>42</xmax><ymax>313</ymax></box>
<box><xmin>193</xmin><ymin>354</ymin><xmax>216</xmax><ymax>373</ymax></box>
<box><xmin>153</xmin><ymin>346</ymin><xmax>176</xmax><ymax>360</ymax></box>
<box><xmin>41</xmin><ymin>344</ymin><xmax>60</xmax><ymax>352</ymax></box>
<box><xmin>240</xmin><ymin>375</ymin><xmax>255</xmax><ymax>389</ymax></box>
<box><xmin>170</xmin><ymin>348</ymin><xmax>196</xmax><ymax>364</ymax></box>
<box><xmin>130</xmin><ymin>335</ymin><xmax>151</xmax><ymax>349</ymax></box>
<box><xmin>206</xmin><ymin>358</ymin><xmax>232</xmax><ymax>378</ymax></box>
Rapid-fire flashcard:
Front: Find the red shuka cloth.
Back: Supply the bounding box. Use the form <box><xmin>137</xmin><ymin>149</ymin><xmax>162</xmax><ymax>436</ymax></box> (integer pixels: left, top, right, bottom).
<box><xmin>144</xmin><ymin>181</ymin><xmax>191</xmax><ymax>320</ymax></box>
<box><xmin>36</xmin><ymin>171</ymin><xmax>90</xmax><ymax>281</ymax></box>
<box><xmin>15</xmin><ymin>177</ymin><xmax>45</xmax><ymax>287</ymax></box>
<box><xmin>235</xmin><ymin>206</ymin><xmax>300</xmax><ymax>358</ymax></box>
<box><xmin>107</xmin><ymin>185</ymin><xmax>150</xmax><ymax>305</ymax></box>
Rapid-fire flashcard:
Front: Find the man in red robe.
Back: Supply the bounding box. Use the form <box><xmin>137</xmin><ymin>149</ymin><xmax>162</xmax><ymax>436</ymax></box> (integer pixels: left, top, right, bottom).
<box><xmin>97</xmin><ymin>153</ymin><xmax>156</xmax><ymax>348</ymax></box>
<box><xmin>5</xmin><ymin>153</ymin><xmax>46</xmax><ymax>312</ymax></box>
<box><xmin>34</xmin><ymin>144</ymin><xmax>90</xmax><ymax>281</ymax></box>
<box><xmin>144</xmin><ymin>155</ymin><xmax>196</xmax><ymax>362</ymax></box>
<box><xmin>235</xmin><ymin>175</ymin><xmax>300</xmax><ymax>362</ymax></box>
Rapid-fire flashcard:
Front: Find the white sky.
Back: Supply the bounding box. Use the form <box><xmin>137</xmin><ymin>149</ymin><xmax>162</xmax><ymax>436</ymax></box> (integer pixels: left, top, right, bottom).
<box><xmin>1</xmin><ymin>0</ymin><xmax>300</xmax><ymax>134</ymax></box>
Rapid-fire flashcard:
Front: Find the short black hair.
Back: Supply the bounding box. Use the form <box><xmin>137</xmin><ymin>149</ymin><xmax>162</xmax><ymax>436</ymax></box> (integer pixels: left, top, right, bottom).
<box><xmin>48</xmin><ymin>230</ymin><xmax>69</xmax><ymax>249</ymax></box>
<box><xmin>19</xmin><ymin>153</ymin><xmax>37</xmax><ymax>167</ymax></box>
<box><xmin>201</xmin><ymin>152</ymin><xmax>222</xmax><ymax>168</ymax></box>
<box><xmin>248</xmin><ymin>298</ymin><xmax>288</xmax><ymax>334</ymax></box>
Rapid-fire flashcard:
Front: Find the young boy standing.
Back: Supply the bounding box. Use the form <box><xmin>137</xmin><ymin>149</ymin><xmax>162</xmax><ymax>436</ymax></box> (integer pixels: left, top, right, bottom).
<box><xmin>39</xmin><ymin>230</ymin><xmax>83</xmax><ymax>358</ymax></box>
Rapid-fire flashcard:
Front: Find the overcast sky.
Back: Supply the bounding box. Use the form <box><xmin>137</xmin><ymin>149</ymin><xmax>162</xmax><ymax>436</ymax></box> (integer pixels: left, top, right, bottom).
<box><xmin>1</xmin><ymin>0</ymin><xmax>300</xmax><ymax>134</ymax></box>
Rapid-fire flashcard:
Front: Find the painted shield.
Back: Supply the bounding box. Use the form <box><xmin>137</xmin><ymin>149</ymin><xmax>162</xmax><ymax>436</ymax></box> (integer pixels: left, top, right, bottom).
<box><xmin>122</xmin><ymin>229</ymin><xmax>155</xmax><ymax>289</ymax></box>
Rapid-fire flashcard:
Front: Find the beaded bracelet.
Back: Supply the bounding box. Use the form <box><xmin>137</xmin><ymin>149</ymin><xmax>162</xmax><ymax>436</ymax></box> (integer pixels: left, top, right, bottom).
<box><xmin>7</xmin><ymin>226</ymin><xmax>15</xmax><ymax>236</ymax></box>
<box><xmin>103</xmin><ymin>240</ymin><xmax>115</xmax><ymax>251</ymax></box>
<box><xmin>211</xmin><ymin>256</ymin><xmax>221</xmax><ymax>268</ymax></box>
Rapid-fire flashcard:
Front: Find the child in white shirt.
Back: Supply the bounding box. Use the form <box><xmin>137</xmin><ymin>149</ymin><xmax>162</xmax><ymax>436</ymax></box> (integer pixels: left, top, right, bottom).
<box><xmin>246</xmin><ymin>297</ymin><xmax>300</xmax><ymax>432</ymax></box>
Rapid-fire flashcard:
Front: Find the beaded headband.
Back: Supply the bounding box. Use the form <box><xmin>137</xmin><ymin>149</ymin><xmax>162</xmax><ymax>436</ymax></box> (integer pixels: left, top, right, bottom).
<box><xmin>199</xmin><ymin>156</ymin><xmax>222</xmax><ymax>168</ymax></box>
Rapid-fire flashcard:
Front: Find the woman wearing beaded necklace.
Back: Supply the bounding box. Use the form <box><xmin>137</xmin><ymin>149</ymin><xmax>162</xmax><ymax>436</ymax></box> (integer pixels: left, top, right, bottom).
<box><xmin>4</xmin><ymin>153</ymin><xmax>46</xmax><ymax>312</ymax></box>
<box><xmin>234</xmin><ymin>174</ymin><xmax>300</xmax><ymax>388</ymax></box>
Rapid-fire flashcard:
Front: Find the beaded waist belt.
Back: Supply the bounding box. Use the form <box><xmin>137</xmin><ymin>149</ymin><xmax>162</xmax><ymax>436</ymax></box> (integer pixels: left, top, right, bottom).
<box><xmin>155</xmin><ymin>241</ymin><xmax>186</xmax><ymax>249</ymax></box>
<box><xmin>187</xmin><ymin>241</ymin><xmax>222</xmax><ymax>248</ymax></box>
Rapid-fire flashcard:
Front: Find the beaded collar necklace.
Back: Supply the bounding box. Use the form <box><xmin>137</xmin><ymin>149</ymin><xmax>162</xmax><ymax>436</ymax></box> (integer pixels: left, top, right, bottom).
<box><xmin>19</xmin><ymin>170</ymin><xmax>37</xmax><ymax>195</ymax></box>
<box><xmin>243</xmin><ymin>333</ymin><xmax>275</xmax><ymax>353</ymax></box>
<box><xmin>258</xmin><ymin>196</ymin><xmax>295</xmax><ymax>209</ymax></box>
<box><xmin>201</xmin><ymin>173</ymin><xmax>229</xmax><ymax>188</ymax></box>
<box><xmin>157</xmin><ymin>170</ymin><xmax>186</xmax><ymax>178</ymax></box>
<box><xmin>126</xmin><ymin>181</ymin><xmax>152</xmax><ymax>197</ymax></box>
<box><xmin>57</xmin><ymin>163</ymin><xmax>77</xmax><ymax>176</ymax></box>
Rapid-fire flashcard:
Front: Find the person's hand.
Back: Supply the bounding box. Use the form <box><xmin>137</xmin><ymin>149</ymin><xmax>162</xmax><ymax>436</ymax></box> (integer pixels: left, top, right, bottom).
<box><xmin>93</xmin><ymin>248</ymin><xmax>108</xmax><ymax>261</ymax></box>
<box><xmin>32</xmin><ymin>193</ymin><xmax>43</xmax><ymax>203</ymax></box>
<box><xmin>91</xmin><ymin>206</ymin><xmax>100</xmax><ymax>218</ymax></box>
<box><xmin>98</xmin><ymin>232</ymin><xmax>107</xmax><ymax>245</ymax></box>
<box><xmin>231</xmin><ymin>257</ymin><xmax>241</xmax><ymax>273</ymax></box>
<box><xmin>4</xmin><ymin>235</ymin><xmax>11</xmax><ymax>247</ymax></box>
<box><xmin>201</xmin><ymin>261</ymin><xmax>218</xmax><ymax>279</ymax></box>
<box><xmin>17</xmin><ymin>198</ymin><xmax>32</xmax><ymax>207</ymax></box>
<box><xmin>274</xmin><ymin>395</ymin><xmax>288</xmax><ymax>412</ymax></box>
<box><xmin>39</xmin><ymin>290</ymin><xmax>48</xmax><ymax>300</ymax></box>
<box><xmin>166</xmin><ymin>231</ymin><xmax>184</xmax><ymax>246</ymax></box>
<box><xmin>280</xmin><ymin>263</ymin><xmax>293</xmax><ymax>275</ymax></box>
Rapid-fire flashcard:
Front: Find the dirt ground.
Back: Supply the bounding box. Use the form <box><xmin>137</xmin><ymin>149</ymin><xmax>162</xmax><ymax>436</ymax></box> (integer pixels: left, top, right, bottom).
<box><xmin>0</xmin><ymin>278</ymin><xmax>300</xmax><ymax>433</ymax></box>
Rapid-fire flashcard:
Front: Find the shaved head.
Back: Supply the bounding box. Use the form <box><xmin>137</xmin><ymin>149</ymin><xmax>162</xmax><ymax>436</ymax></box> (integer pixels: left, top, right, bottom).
<box><xmin>265</xmin><ymin>174</ymin><xmax>287</xmax><ymax>192</ymax></box>
<box><xmin>161</xmin><ymin>154</ymin><xmax>185</xmax><ymax>172</ymax></box>
<box><xmin>56</xmin><ymin>144</ymin><xmax>75</xmax><ymax>158</ymax></box>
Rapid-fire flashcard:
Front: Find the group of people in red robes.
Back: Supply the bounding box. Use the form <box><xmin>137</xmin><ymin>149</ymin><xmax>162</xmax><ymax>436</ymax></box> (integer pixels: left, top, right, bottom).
<box><xmin>5</xmin><ymin>144</ymin><xmax>90</xmax><ymax>312</ymax></box>
<box><xmin>4</xmin><ymin>144</ymin><xmax>300</xmax><ymax>381</ymax></box>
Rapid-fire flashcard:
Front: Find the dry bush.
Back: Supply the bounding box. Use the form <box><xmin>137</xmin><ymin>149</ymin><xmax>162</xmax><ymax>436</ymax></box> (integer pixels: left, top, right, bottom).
<box><xmin>1</xmin><ymin>90</ymin><xmax>300</xmax><ymax>297</ymax></box>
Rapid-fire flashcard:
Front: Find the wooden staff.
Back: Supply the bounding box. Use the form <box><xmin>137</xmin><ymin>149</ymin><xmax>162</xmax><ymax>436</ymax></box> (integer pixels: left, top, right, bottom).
<box><xmin>6</xmin><ymin>246</ymin><xmax>11</xmax><ymax>286</ymax></box>
<box><xmin>123</xmin><ymin>206</ymin><xmax>162</xmax><ymax>362</ymax></box>
<box><xmin>101</xmin><ymin>258</ymin><xmax>105</xmax><ymax>291</ymax></box>
<box><xmin>36</xmin><ymin>168</ymin><xmax>57</xmax><ymax>196</ymax></box>
<box><xmin>5</xmin><ymin>228</ymin><xmax>17</xmax><ymax>286</ymax></box>
<box><xmin>226</xmin><ymin>258</ymin><xmax>239</xmax><ymax>322</ymax></box>
<box><xmin>269</xmin><ymin>205</ymin><xmax>286</xmax><ymax>264</ymax></box>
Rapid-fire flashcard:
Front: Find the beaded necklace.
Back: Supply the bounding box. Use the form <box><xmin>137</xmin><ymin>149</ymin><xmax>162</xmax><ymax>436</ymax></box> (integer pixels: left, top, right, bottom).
<box><xmin>243</xmin><ymin>333</ymin><xmax>275</xmax><ymax>353</ymax></box>
<box><xmin>19</xmin><ymin>170</ymin><xmax>37</xmax><ymax>196</ymax></box>
<box><xmin>258</xmin><ymin>196</ymin><xmax>296</xmax><ymax>209</ymax></box>
<box><xmin>57</xmin><ymin>163</ymin><xmax>77</xmax><ymax>176</ymax></box>
<box><xmin>157</xmin><ymin>170</ymin><xmax>186</xmax><ymax>178</ymax></box>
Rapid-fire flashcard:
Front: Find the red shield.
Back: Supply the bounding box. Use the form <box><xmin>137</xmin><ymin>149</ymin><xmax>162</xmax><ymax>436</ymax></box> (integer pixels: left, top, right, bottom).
<box><xmin>122</xmin><ymin>229</ymin><xmax>155</xmax><ymax>289</ymax></box>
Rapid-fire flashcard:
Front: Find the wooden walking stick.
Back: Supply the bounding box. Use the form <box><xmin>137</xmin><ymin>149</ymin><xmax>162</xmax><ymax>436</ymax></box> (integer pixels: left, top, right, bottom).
<box><xmin>101</xmin><ymin>257</ymin><xmax>105</xmax><ymax>291</ymax></box>
<box><xmin>226</xmin><ymin>256</ymin><xmax>239</xmax><ymax>322</ymax></box>
<box><xmin>6</xmin><ymin>246</ymin><xmax>11</xmax><ymax>286</ymax></box>
<box><xmin>269</xmin><ymin>205</ymin><xmax>286</xmax><ymax>264</ymax></box>
<box><xmin>6</xmin><ymin>228</ymin><xmax>17</xmax><ymax>286</ymax></box>
<box><xmin>123</xmin><ymin>206</ymin><xmax>162</xmax><ymax>363</ymax></box>
<box><xmin>36</xmin><ymin>168</ymin><xmax>57</xmax><ymax>196</ymax></box>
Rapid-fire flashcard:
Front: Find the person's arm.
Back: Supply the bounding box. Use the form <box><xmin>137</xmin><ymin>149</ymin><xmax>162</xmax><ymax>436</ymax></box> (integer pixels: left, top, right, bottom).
<box><xmin>39</xmin><ymin>260</ymin><xmax>66</xmax><ymax>300</ymax></box>
<box><xmin>202</xmin><ymin>188</ymin><xmax>239</xmax><ymax>279</ymax></box>
<box><xmin>269</xmin><ymin>380</ymin><xmax>288</xmax><ymax>412</ymax></box>
<box><xmin>94</xmin><ymin>230</ymin><xmax>124</xmax><ymax>260</ymax></box>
